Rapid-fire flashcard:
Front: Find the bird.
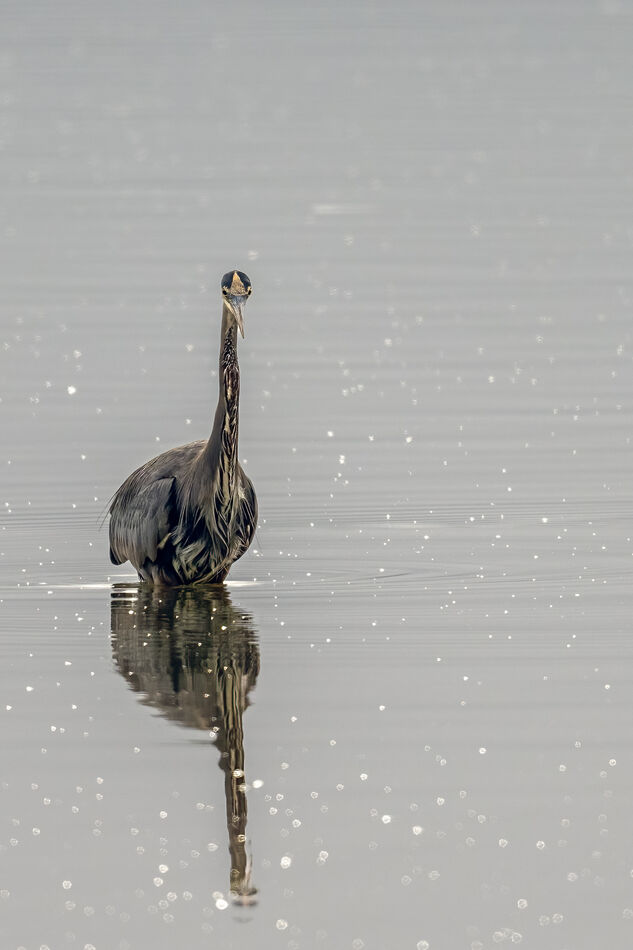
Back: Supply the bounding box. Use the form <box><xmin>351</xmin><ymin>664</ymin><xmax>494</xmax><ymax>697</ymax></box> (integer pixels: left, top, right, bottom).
<box><xmin>108</xmin><ymin>269</ymin><xmax>257</xmax><ymax>585</ymax></box>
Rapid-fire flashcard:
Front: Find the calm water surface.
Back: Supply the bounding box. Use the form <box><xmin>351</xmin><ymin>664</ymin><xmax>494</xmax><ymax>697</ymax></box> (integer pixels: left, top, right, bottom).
<box><xmin>1</xmin><ymin>2</ymin><xmax>632</xmax><ymax>948</ymax></box>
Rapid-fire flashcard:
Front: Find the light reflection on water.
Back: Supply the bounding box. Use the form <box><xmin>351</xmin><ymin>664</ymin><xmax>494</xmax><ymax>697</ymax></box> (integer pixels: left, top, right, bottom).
<box><xmin>1</xmin><ymin>0</ymin><xmax>632</xmax><ymax>947</ymax></box>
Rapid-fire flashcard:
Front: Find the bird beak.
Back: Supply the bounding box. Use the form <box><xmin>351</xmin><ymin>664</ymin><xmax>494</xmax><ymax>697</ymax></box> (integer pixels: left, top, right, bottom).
<box><xmin>227</xmin><ymin>296</ymin><xmax>245</xmax><ymax>338</ymax></box>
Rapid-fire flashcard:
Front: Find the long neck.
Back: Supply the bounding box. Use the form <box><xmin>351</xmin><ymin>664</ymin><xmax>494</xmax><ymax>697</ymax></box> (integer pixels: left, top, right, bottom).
<box><xmin>204</xmin><ymin>304</ymin><xmax>240</xmax><ymax>492</ymax></box>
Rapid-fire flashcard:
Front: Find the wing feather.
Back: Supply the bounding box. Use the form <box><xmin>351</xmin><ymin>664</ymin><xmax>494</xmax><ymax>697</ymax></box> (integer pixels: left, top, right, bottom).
<box><xmin>233</xmin><ymin>468</ymin><xmax>258</xmax><ymax>561</ymax></box>
<box><xmin>109</xmin><ymin>474</ymin><xmax>177</xmax><ymax>568</ymax></box>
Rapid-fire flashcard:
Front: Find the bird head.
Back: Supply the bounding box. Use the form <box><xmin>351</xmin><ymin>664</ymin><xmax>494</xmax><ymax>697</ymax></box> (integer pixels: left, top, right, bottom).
<box><xmin>221</xmin><ymin>270</ymin><xmax>252</xmax><ymax>338</ymax></box>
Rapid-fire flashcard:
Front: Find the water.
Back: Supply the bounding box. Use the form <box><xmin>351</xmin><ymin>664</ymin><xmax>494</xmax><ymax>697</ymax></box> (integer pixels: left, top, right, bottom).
<box><xmin>1</xmin><ymin>1</ymin><xmax>632</xmax><ymax>947</ymax></box>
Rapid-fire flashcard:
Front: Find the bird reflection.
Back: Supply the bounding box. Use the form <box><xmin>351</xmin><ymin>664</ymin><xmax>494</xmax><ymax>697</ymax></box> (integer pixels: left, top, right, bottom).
<box><xmin>110</xmin><ymin>584</ymin><xmax>259</xmax><ymax>903</ymax></box>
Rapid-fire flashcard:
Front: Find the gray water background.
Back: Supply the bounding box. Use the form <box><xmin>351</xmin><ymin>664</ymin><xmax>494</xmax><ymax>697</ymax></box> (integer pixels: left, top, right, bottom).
<box><xmin>1</xmin><ymin>1</ymin><xmax>632</xmax><ymax>948</ymax></box>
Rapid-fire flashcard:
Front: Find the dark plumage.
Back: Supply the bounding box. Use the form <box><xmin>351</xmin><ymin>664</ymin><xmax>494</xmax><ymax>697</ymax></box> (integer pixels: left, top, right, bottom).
<box><xmin>109</xmin><ymin>270</ymin><xmax>257</xmax><ymax>585</ymax></box>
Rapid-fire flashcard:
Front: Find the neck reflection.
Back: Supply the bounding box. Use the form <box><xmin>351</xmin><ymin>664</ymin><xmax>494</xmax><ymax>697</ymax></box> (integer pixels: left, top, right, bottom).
<box><xmin>110</xmin><ymin>584</ymin><xmax>259</xmax><ymax>903</ymax></box>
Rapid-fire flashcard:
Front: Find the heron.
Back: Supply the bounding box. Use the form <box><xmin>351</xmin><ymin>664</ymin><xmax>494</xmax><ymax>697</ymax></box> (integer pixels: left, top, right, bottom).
<box><xmin>108</xmin><ymin>270</ymin><xmax>257</xmax><ymax>585</ymax></box>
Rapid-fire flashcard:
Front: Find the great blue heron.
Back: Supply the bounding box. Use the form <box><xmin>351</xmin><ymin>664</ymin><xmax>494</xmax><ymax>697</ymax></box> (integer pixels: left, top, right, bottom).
<box><xmin>109</xmin><ymin>270</ymin><xmax>257</xmax><ymax>585</ymax></box>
